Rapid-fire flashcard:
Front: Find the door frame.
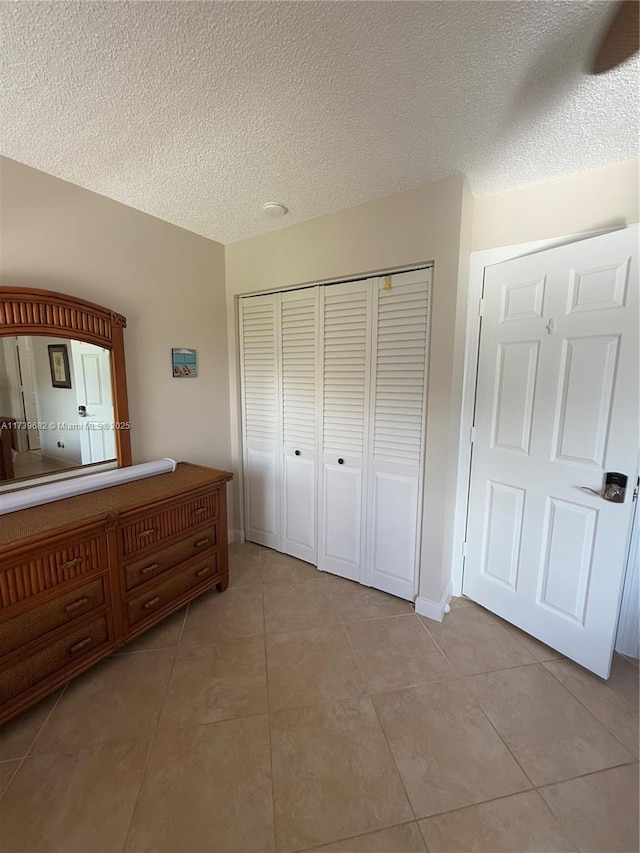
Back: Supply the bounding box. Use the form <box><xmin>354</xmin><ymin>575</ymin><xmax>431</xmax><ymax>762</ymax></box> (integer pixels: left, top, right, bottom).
<box><xmin>615</xmin><ymin>455</ymin><xmax>639</xmax><ymax>658</ymax></box>
<box><xmin>451</xmin><ymin>227</ymin><xmax>636</xmax><ymax>602</ymax></box>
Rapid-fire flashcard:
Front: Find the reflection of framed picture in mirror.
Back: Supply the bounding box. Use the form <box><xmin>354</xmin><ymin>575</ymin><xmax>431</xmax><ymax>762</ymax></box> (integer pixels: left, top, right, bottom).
<box><xmin>48</xmin><ymin>344</ymin><xmax>72</xmax><ymax>389</ymax></box>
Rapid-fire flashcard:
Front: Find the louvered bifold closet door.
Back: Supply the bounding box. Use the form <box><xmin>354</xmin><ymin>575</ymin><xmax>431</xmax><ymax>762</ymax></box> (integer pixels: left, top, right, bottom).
<box><xmin>240</xmin><ymin>294</ymin><xmax>280</xmax><ymax>548</ymax></box>
<box><xmin>366</xmin><ymin>268</ymin><xmax>431</xmax><ymax>599</ymax></box>
<box><xmin>280</xmin><ymin>288</ymin><xmax>319</xmax><ymax>563</ymax></box>
<box><xmin>319</xmin><ymin>280</ymin><xmax>373</xmax><ymax>581</ymax></box>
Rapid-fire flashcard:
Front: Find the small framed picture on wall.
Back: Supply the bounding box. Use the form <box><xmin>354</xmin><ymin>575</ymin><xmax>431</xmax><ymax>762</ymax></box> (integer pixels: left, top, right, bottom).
<box><xmin>48</xmin><ymin>344</ymin><xmax>72</xmax><ymax>389</ymax></box>
<box><xmin>172</xmin><ymin>348</ymin><xmax>198</xmax><ymax>378</ymax></box>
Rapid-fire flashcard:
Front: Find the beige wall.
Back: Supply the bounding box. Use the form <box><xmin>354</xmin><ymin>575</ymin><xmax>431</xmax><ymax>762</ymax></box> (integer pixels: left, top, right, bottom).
<box><xmin>0</xmin><ymin>157</ymin><xmax>231</xmax><ymax>475</ymax></box>
<box><xmin>472</xmin><ymin>159</ymin><xmax>639</xmax><ymax>250</ymax></box>
<box><xmin>226</xmin><ymin>175</ymin><xmax>474</xmax><ymax>605</ymax></box>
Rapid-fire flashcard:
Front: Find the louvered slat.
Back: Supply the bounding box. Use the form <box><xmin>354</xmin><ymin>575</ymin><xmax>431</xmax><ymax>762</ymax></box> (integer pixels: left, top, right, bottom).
<box><xmin>241</xmin><ymin>297</ymin><xmax>278</xmax><ymax>445</ymax></box>
<box><xmin>373</xmin><ymin>277</ymin><xmax>429</xmax><ymax>466</ymax></box>
<box><xmin>281</xmin><ymin>291</ymin><xmax>317</xmax><ymax>449</ymax></box>
<box><xmin>323</xmin><ymin>287</ymin><xmax>368</xmax><ymax>456</ymax></box>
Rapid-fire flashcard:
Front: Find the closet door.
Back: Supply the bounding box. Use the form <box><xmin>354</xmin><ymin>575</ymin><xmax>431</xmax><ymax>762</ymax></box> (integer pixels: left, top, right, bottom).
<box><xmin>319</xmin><ymin>280</ymin><xmax>373</xmax><ymax>581</ymax></box>
<box><xmin>240</xmin><ymin>294</ymin><xmax>280</xmax><ymax>548</ymax></box>
<box><xmin>366</xmin><ymin>269</ymin><xmax>431</xmax><ymax>599</ymax></box>
<box><xmin>280</xmin><ymin>288</ymin><xmax>319</xmax><ymax>563</ymax></box>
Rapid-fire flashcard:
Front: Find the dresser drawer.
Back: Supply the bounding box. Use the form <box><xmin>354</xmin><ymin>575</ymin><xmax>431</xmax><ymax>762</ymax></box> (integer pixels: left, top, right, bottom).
<box><xmin>124</xmin><ymin>525</ymin><xmax>218</xmax><ymax>591</ymax></box>
<box><xmin>0</xmin><ymin>534</ymin><xmax>108</xmax><ymax>609</ymax></box>
<box><xmin>127</xmin><ymin>551</ymin><xmax>220</xmax><ymax>629</ymax></box>
<box><xmin>119</xmin><ymin>491</ymin><xmax>219</xmax><ymax>558</ymax></box>
<box><xmin>0</xmin><ymin>615</ymin><xmax>110</xmax><ymax>705</ymax></box>
<box><xmin>0</xmin><ymin>576</ymin><xmax>106</xmax><ymax>658</ymax></box>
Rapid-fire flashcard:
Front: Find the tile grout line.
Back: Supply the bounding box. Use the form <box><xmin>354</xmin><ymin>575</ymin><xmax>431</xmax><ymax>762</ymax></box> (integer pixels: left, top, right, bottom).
<box><xmin>460</xmin><ymin>667</ymin><xmax>638</xmax><ymax>796</ymax></box>
<box><xmin>535</xmin><ymin>763</ymin><xmax>639</xmax><ymax>853</ymax></box>
<box><xmin>341</xmin><ymin>617</ymin><xmax>419</xmax><ymax>826</ymax></box>
<box><xmin>0</xmin><ymin>757</ymin><xmax>23</xmax><ymax>805</ymax></box>
<box><xmin>0</xmin><ymin>684</ymin><xmax>67</xmax><ymax>800</ymax></box>
<box><xmin>120</xmin><ymin>610</ymin><xmax>185</xmax><ymax>853</ymax></box>
<box><xmin>255</xmin><ymin>675</ymin><xmax>455</xmax><ymax>719</ymax></box>
<box><xmin>541</xmin><ymin>661</ymin><xmax>639</xmax><ymax>760</ymax></box>
<box><xmin>338</xmin><ymin>619</ymin><xmax>369</xmax><ymax>697</ymax></box>
<box><xmin>261</xmin><ymin>548</ymin><xmax>280</xmax><ymax>853</ymax></box>
<box><xmin>415</xmin><ymin>613</ymin><xmax>461</xmax><ymax>678</ymax></box>
<box><xmin>418</xmin><ymin>819</ymin><xmax>432</xmax><ymax>853</ymax></box>
<box><xmin>279</xmin><ymin>756</ymin><xmax>638</xmax><ymax>848</ymax></box>
<box><xmin>176</xmin><ymin>601</ymin><xmax>190</xmax><ymax>645</ymax></box>
<box><xmin>0</xmin><ymin>683</ymin><xmax>68</xmax><ymax>804</ymax></box>
<box><xmin>23</xmin><ymin>681</ymin><xmax>68</xmax><ymax>759</ymax></box>
<box><xmin>465</xmin><ymin>680</ymin><xmax>539</xmax><ymax>791</ymax></box>
<box><xmin>527</xmin><ymin>790</ymin><xmax>581</xmax><ymax>853</ymax></box>
<box><xmin>500</xmin><ymin>624</ymin><xmax>562</xmax><ymax>664</ymax></box>
<box><xmin>414</xmin><ymin>612</ymin><xmax>566</xmax><ymax>678</ymax></box>
<box><xmin>290</xmin><ymin>820</ymin><xmax>424</xmax><ymax>853</ymax></box>
<box><xmin>535</xmin><ymin>757</ymin><xmax>639</xmax><ymax>792</ymax></box>
<box><xmin>417</xmin><ymin>787</ymin><xmax>562</xmax><ymax>824</ymax></box>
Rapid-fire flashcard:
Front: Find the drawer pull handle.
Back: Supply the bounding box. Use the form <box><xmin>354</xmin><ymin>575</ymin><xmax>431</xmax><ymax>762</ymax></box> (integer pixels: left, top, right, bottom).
<box><xmin>195</xmin><ymin>566</ymin><xmax>211</xmax><ymax>578</ymax></box>
<box><xmin>60</xmin><ymin>557</ymin><xmax>83</xmax><ymax>571</ymax></box>
<box><xmin>143</xmin><ymin>596</ymin><xmax>161</xmax><ymax>610</ymax></box>
<box><xmin>194</xmin><ymin>538</ymin><xmax>209</xmax><ymax>548</ymax></box>
<box><xmin>137</xmin><ymin>529</ymin><xmax>156</xmax><ymax>540</ymax></box>
<box><xmin>65</xmin><ymin>596</ymin><xmax>89</xmax><ymax>613</ymax></box>
<box><xmin>140</xmin><ymin>563</ymin><xmax>160</xmax><ymax>576</ymax></box>
<box><xmin>194</xmin><ymin>507</ymin><xmax>207</xmax><ymax>516</ymax></box>
<box><xmin>69</xmin><ymin>637</ymin><xmax>93</xmax><ymax>654</ymax></box>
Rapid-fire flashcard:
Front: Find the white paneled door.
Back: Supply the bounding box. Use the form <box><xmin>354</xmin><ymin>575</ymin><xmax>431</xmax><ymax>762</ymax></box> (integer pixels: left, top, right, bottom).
<box><xmin>70</xmin><ymin>341</ymin><xmax>116</xmax><ymax>464</ymax></box>
<box><xmin>366</xmin><ymin>270</ymin><xmax>431</xmax><ymax>598</ymax></box>
<box><xmin>463</xmin><ymin>227</ymin><xmax>639</xmax><ymax>677</ymax></box>
<box><xmin>240</xmin><ymin>294</ymin><xmax>280</xmax><ymax>549</ymax></box>
<box><xmin>319</xmin><ymin>280</ymin><xmax>373</xmax><ymax>581</ymax></box>
<box><xmin>280</xmin><ymin>288</ymin><xmax>319</xmax><ymax>563</ymax></box>
<box><xmin>240</xmin><ymin>289</ymin><xmax>319</xmax><ymax>561</ymax></box>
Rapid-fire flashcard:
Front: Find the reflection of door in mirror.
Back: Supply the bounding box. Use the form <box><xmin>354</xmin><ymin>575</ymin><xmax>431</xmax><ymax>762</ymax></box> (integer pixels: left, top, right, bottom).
<box><xmin>70</xmin><ymin>340</ymin><xmax>116</xmax><ymax>464</ymax></box>
<box><xmin>1</xmin><ymin>337</ymin><xmax>42</xmax><ymax>453</ymax></box>
<box><xmin>0</xmin><ymin>336</ymin><xmax>117</xmax><ymax>482</ymax></box>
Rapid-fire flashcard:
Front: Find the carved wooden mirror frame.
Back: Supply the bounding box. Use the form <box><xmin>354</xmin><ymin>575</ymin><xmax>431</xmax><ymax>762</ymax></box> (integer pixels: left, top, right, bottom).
<box><xmin>0</xmin><ymin>287</ymin><xmax>132</xmax><ymax>472</ymax></box>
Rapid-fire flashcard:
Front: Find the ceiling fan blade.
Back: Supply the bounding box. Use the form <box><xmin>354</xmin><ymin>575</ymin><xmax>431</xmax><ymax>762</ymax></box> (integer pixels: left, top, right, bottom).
<box><xmin>591</xmin><ymin>0</ymin><xmax>639</xmax><ymax>74</ymax></box>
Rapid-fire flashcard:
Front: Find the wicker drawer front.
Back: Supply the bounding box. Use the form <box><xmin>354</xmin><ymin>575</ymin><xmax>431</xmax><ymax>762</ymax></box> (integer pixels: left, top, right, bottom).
<box><xmin>119</xmin><ymin>491</ymin><xmax>219</xmax><ymax>558</ymax></box>
<box><xmin>0</xmin><ymin>534</ymin><xmax>108</xmax><ymax>609</ymax></box>
<box><xmin>0</xmin><ymin>576</ymin><xmax>106</xmax><ymax>658</ymax></box>
<box><xmin>127</xmin><ymin>552</ymin><xmax>220</xmax><ymax>629</ymax></box>
<box><xmin>124</xmin><ymin>525</ymin><xmax>218</xmax><ymax>592</ymax></box>
<box><xmin>0</xmin><ymin>615</ymin><xmax>109</xmax><ymax>705</ymax></box>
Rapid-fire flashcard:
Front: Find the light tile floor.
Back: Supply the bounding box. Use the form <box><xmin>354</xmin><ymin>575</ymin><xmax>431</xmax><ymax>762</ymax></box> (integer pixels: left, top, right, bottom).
<box><xmin>0</xmin><ymin>543</ymin><xmax>638</xmax><ymax>853</ymax></box>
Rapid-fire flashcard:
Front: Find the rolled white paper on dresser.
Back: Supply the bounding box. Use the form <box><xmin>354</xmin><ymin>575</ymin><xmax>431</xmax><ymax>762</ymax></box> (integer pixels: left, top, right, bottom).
<box><xmin>0</xmin><ymin>458</ymin><xmax>178</xmax><ymax>516</ymax></box>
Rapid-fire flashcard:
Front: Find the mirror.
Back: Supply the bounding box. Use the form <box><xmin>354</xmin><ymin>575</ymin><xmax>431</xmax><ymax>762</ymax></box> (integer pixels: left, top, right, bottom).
<box><xmin>0</xmin><ymin>336</ymin><xmax>118</xmax><ymax>483</ymax></box>
<box><xmin>0</xmin><ymin>287</ymin><xmax>131</xmax><ymax>490</ymax></box>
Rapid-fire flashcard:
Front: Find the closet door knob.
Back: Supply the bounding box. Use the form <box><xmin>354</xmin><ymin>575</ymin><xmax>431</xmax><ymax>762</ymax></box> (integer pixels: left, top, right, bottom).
<box><xmin>338</xmin><ymin>458</ymin><xmax>344</xmax><ymax>465</ymax></box>
<box><xmin>295</xmin><ymin>450</ymin><xmax>301</xmax><ymax>456</ymax></box>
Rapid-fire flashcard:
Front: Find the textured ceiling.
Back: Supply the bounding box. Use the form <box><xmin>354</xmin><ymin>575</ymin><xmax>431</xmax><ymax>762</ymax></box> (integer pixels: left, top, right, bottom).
<box><xmin>1</xmin><ymin>1</ymin><xmax>638</xmax><ymax>243</ymax></box>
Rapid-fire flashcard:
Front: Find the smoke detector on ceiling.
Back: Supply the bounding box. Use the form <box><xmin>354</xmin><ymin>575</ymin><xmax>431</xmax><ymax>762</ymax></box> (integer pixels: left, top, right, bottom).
<box><xmin>262</xmin><ymin>202</ymin><xmax>289</xmax><ymax>218</ymax></box>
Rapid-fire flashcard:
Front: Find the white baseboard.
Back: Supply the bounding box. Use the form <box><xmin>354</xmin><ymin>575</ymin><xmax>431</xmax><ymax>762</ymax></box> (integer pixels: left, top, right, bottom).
<box><xmin>228</xmin><ymin>529</ymin><xmax>245</xmax><ymax>544</ymax></box>
<box><xmin>415</xmin><ymin>582</ymin><xmax>452</xmax><ymax>623</ymax></box>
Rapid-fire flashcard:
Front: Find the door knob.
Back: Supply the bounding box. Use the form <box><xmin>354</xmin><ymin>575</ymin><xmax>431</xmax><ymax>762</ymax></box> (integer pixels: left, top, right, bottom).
<box><xmin>581</xmin><ymin>473</ymin><xmax>628</xmax><ymax>503</ymax></box>
<box><xmin>338</xmin><ymin>458</ymin><xmax>344</xmax><ymax>465</ymax></box>
<box><xmin>295</xmin><ymin>450</ymin><xmax>301</xmax><ymax>456</ymax></box>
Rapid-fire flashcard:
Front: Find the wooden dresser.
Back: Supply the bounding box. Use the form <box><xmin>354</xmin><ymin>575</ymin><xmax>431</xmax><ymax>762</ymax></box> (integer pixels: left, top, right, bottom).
<box><xmin>0</xmin><ymin>462</ymin><xmax>233</xmax><ymax>725</ymax></box>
